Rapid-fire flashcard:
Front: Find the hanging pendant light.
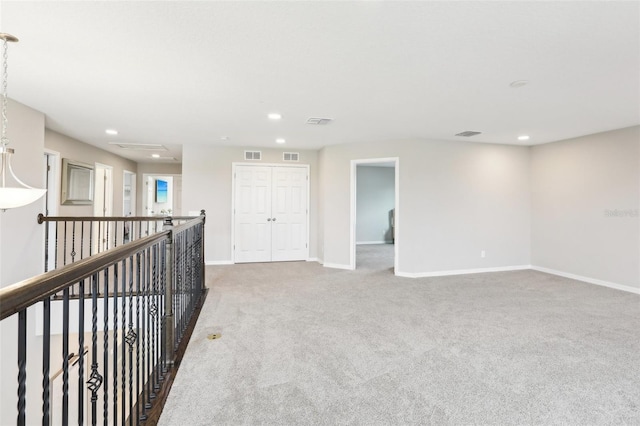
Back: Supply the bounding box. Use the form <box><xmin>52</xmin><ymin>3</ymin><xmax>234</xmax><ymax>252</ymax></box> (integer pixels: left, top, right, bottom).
<box><xmin>0</xmin><ymin>33</ymin><xmax>46</xmax><ymax>211</ymax></box>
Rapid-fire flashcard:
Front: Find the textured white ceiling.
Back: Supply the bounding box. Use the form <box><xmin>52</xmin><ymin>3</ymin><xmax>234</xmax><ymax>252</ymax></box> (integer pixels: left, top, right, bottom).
<box><xmin>1</xmin><ymin>1</ymin><xmax>638</xmax><ymax>163</ymax></box>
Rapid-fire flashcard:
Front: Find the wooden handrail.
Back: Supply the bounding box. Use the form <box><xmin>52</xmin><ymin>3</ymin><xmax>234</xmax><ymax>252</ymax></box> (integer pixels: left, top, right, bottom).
<box><xmin>37</xmin><ymin>213</ymin><xmax>198</xmax><ymax>223</ymax></box>
<box><xmin>0</xmin><ymin>230</ymin><xmax>169</xmax><ymax>321</ymax></box>
<box><xmin>172</xmin><ymin>215</ymin><xmax>205</xmax><ymax>234</ymax></box>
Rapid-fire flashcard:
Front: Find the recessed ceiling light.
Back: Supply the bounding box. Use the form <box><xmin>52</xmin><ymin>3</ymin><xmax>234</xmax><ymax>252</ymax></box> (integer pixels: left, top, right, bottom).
<box><xmin>275</xmin><ymin>138</ymin><xmax>286</xmax><ymax>144</ymax></box>
<box><xmin>220</xmin><ymin>136</ymin><xmax>229</xmax><ymax>141</ymax></box>
<box><xmin>518</xmin><ymin>135</ymin><xmax>530</xmax><ymax>141</ymax></box>
<box><xmin>509</xmin><ymin>80</ymin><xmax>529</xmax><ymax>88</ymax></box>
<box><xmin>268</xmin><ymin>113</ymin><xmax>282</xmax><ymax>120</ymax></box>
<box><xmin>105</xmin><ymin>129</ymin><xmax>118</xmax><ymax>135</ymax></box>
<box><xmin>151</xmin><ymin>154</ymin><xmax>160</xmax><ymax>158</ymax></box>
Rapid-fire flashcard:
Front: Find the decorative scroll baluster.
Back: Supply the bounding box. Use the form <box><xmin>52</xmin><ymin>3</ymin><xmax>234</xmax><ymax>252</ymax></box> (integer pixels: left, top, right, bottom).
<box><xmin>103</xmin><ymin>267</ymin><xmax>109</xmax><ymax>423</ymax></box>
<box><xmin>106</xmin><ymin>219</ymin><xmax>110</xmax><ymax>251</ymax></box>
<box><xmin>78</xmin><ymin>279</ymin><xmax>85</xmax><ymax>426</ymax></box>
<box><xmin>42</xmin><ymin>297</ymin><xmax>51</xmax><ymax>426</ymax></box>
<box><xmin>62</xmin><ymin>287</ymin><xmax>70</xmax><ymax>425</ymax></box>
<box><xmin>151</xmin><ymin>244</ymin><xmax>160</xmax><ymax>395</ymax></box>
<box><xmin>121</xmin><ymin>258</ymin><xmax>127</xmax><ymax>425</ymax></box>
<box><xmin>63</xmin><ymin>221</ymin><xmax>68</xmax><ymax>266</ymax></box>
<box><xmin>80</xmin><ymin>220</ymin><xmax>85</xmax><ymax>260</ymax></box>
<box><xmin>136</xmin><ymin>252</ymin><xmax>142</xmax><ymax>422</ymax></box>
<box><xmin>113</xmin><ymin>261</ymin><xmax>120</xmax><ymax>426</ymax></box>
<box><xmin>71</xmin><ymin>220</ymin><xmax>77</xmax><ymax>262</ymax></box>
<box><xmin>127</xmin><ymin>256</ymin><xmax>136</xmax><ymax>426</ymax></box>
<box><xmin>17</xmin><ymin>310</ymin><xmax>27</xmax><ymax>426</ymax></box>
<box><xmin>141</xmin><ymin>248</ymin><xmax>149</xmax><ymax>420</ymax></box>
<box><xmin>88</xmin><ymin>273</ymin><xmax>103</xmax><ymax>426</ymax></box>
<box><xmin>54</xmin><ymin>220</ymin><xmax>59</xmax><ymax>269</ymax></box>
<box><xmin>97</xmin><ymin>221</ymin><xmax>102</xmax><ymax>254</ymax></box>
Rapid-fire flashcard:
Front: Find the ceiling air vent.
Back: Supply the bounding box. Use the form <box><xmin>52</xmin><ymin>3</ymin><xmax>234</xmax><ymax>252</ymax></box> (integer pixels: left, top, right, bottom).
<box><xmin>283</xmin><ymin>152</ymin><xmax>299</xmax><ymax>162</ymax></box>
<box><xmin>306</xmin><ymin>117</ymin><xmax>333</xmax><ymax>125</ymax></box>
<box><xmin>109</xmin><ymin>142</ymin><xmax>168</xmax><ymax>151</ymax></box>
<box><xmin>244</xmin><ymin>150</ymin><xmax>262</xmax><ymax>161</ymax></box>
<box><xmin>455</xmin><ymin>131</ymin><xmax>482</xmax><ymax>137</ymax></box>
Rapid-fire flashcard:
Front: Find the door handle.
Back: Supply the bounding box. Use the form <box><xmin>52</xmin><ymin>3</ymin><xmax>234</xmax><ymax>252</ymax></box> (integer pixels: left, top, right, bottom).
<box><xmin>272</xmin><ymin>218</ymin><xmax>276</xmax><ymax>222</ymax></box>
<box><xmin>267</xmin><ymin>218</ymin><xmax>272</xmax><ymax>221</ymax></box>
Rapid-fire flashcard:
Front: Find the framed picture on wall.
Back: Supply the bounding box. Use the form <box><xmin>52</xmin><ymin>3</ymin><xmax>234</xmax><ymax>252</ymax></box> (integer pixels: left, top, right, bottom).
<box><xmin>155</xmin><ymin>179</ymin><xmax>168</xmax><ymax>203</ymax></box>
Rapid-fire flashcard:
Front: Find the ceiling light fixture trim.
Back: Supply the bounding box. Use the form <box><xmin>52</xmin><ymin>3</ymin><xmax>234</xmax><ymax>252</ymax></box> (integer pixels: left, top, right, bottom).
<box><xmin>306</xmin><ymin>117</ymin><xmax>333</xmax><ymax>125</ymax></box>
<box><xmin>509</xmin><ymin>80</ymin><xmax>529</xmax><ymax>88</ymax></box>
<box><xmin>455</xmin><ymin>131</ymin><xmax>482</xmax><ymax>137</ymax></box>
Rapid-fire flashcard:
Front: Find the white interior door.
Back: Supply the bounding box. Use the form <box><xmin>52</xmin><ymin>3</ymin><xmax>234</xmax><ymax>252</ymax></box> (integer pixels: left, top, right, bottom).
<box><xmin>235</xmin><ymin>166</ymin><xmax>273</xmax><ymax>263</ymax></box>
<box><xmin>234</xmin><ymin>165</ymin><xmax>308</xmax><ymax>263</ymax></box>
<box><xmin>271</xmin><ymin>167</ymin><xmax>308</xmax><ymax>261</ymax></box>
<box><xmin>123</xmin><ymin>171</ymin><xmax>136</xmax><ymax>216</ymax></box>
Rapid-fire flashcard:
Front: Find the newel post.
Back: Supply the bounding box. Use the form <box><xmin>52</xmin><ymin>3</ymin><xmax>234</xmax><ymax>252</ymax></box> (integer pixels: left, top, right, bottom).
<box><xmin>163</xmin><ymin>216</ymin><xmax>175</xmax><ymax>365</ymax></box>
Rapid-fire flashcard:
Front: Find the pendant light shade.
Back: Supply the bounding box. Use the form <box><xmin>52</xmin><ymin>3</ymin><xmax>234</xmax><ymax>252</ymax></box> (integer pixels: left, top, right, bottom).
<box><xmin>0</xmin><ymin>33</ymin><xmax>46</xmax><ymax>211</ymax></box>
<box><xmin>0</xmin><ymin>187</ymin><xmax>47</xmax><ymax>210</ymax></box>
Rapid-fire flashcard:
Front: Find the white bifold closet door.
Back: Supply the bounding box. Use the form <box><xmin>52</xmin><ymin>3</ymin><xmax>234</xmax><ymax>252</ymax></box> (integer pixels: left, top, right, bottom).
<box><xmin>234</xmin><ymin>165</ymin><xmax>308</xmax><ymax>263</ymax></box>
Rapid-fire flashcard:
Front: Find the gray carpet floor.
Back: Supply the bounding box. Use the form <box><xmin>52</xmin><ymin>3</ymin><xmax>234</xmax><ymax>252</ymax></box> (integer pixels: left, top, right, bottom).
<box><xmin>159</xmin><ymin>245</ymin><xmax>640</xmax><ymax>425</ymax></box>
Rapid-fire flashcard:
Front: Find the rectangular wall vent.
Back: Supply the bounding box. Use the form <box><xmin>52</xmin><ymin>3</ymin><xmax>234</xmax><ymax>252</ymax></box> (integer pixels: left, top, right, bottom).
<box><xmin>306</xmin><ymin>117</ymin><xmax>333</xmax><ymax>125</ymax></box>
<box><xmin>455</xmin><ymin>131</ymin><xmax>482</xmax><ymax>137</ymax></box>
<box><xmin>283</xmin><ymin>152</ymin><xmax>299</xmax><ymax>162</ymax></box>
<box><xmin>244</xmin><ymin>150</ymin><xmax>262</xmax><ymax>160</ymax></box>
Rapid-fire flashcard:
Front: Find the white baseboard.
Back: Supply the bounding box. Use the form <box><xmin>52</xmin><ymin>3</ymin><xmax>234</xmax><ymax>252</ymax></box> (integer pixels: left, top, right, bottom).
<box><xmin>323</xmin><ymin>262</ymin><xmax>354</xmax><ymax>270</ymax></box>
<box><xmin>306</xmin><ymin>257</ymin><xmax>319</xmax><ymax>262</ymax></box>
<box><xmin>531</xmin><ymin>266</ymin><xmax>640</xmax><ymax>295</ymax></box>
<box><xmin>205</xmin><ymin>260</ymin><xmax>233</xmax><ymax>266</ymax></box>
<box><xmin>395</xmin><ymin>265</ymin><xmax>531</xmax><ymax>278</ymax></box>
<box><xmin>356</xmin><ymin>241</ymin><xmax>390</xmax><ymax>245</ymax></box>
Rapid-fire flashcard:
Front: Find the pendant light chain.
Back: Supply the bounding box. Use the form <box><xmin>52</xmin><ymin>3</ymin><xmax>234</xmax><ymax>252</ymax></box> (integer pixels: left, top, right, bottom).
<box><xmin>1</xmin><ymin>37</ymin><xmax>8</xmax><ymax>146</ymax></box>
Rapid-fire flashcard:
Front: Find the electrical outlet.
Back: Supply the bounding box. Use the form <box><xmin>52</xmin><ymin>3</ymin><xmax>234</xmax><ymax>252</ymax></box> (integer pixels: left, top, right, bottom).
<box><xmin>481</xmin><ymin>250</ymin><xmax>486</xmax><ymax>258</ymax></box>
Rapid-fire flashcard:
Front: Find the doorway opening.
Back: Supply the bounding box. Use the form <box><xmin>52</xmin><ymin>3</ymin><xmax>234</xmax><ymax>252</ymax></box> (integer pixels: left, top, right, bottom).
<box><xmin>122</xmin><ymin>170</ymin><xmax>136</xmax><ymax>216</ymax></box>
<box><xmin>143</xmin><ymin>174</ymin><xmax>182</xmax><ymax>217</ymax></box>
<box><xmin>350</xmin><ymin>158</ymin><xmax>399</xmax><ymax>273</ymax></box>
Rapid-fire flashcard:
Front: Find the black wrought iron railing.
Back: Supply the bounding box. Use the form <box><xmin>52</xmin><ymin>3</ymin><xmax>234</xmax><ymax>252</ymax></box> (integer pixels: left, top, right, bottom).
<box><xmin>37</xmin><ymin>214</ymin><xmax>195</xmax><ymax>270</ymax></box>
<box><xmin>0</xmin><ymin>212</ymin><xmax>207</xmax><ymax>425</ymax></box>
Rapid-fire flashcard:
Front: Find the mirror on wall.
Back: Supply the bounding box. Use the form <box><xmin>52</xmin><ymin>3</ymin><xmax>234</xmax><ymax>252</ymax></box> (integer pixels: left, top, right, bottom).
<box><xmin>61</xmin><ymin>159</ymin><xmax>94</xmax><ymax>205</ymax></box>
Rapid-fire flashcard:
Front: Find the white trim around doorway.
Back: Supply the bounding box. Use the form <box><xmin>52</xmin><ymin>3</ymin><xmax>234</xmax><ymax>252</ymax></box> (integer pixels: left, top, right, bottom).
<box><xmin>350</xmin><ymin>157</ymin><xmax>400</xmax><ymax>273</ymax></box>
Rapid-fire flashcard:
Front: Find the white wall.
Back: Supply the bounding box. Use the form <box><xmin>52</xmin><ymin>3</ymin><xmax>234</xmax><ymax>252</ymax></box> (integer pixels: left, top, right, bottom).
<box><xmin>356</xmin><ymin>166</ymin><xmax>395</xmax><ymax>243</ymax></box>
<box><xmin>182</xmin><ymin>146</ymin><xmax>319</xmax><ymax>263</ymax></box>
<box><xmin>45</xmin><ymin>130</ymin><xmax>138</xmax><ymax>217</ymax></box>
<box><xmin>0</xmin><ymin>99</ymin><xmax>46</xmax><ymax>425</ymax></box>
<box><xmin>531</xmin><ymin>125</ymin><xmax>640</xmax><ymax>290</ymax></box>
<box><xmin>319</xmin><ymin>139</ymin><xmax>532</xmax><ymax>274</ymax></box>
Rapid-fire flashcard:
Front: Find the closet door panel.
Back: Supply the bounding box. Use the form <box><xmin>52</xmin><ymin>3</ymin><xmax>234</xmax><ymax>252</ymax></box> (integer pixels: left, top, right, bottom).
<box><xmin>234</xmin><ymin>166</ymin><xmax>272</xmax><ymax>263</ymax></box>
<box><xmin>271</xmin><ymin>167</ymin><xmax>308</xmax><ymax>261</ymax></box>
